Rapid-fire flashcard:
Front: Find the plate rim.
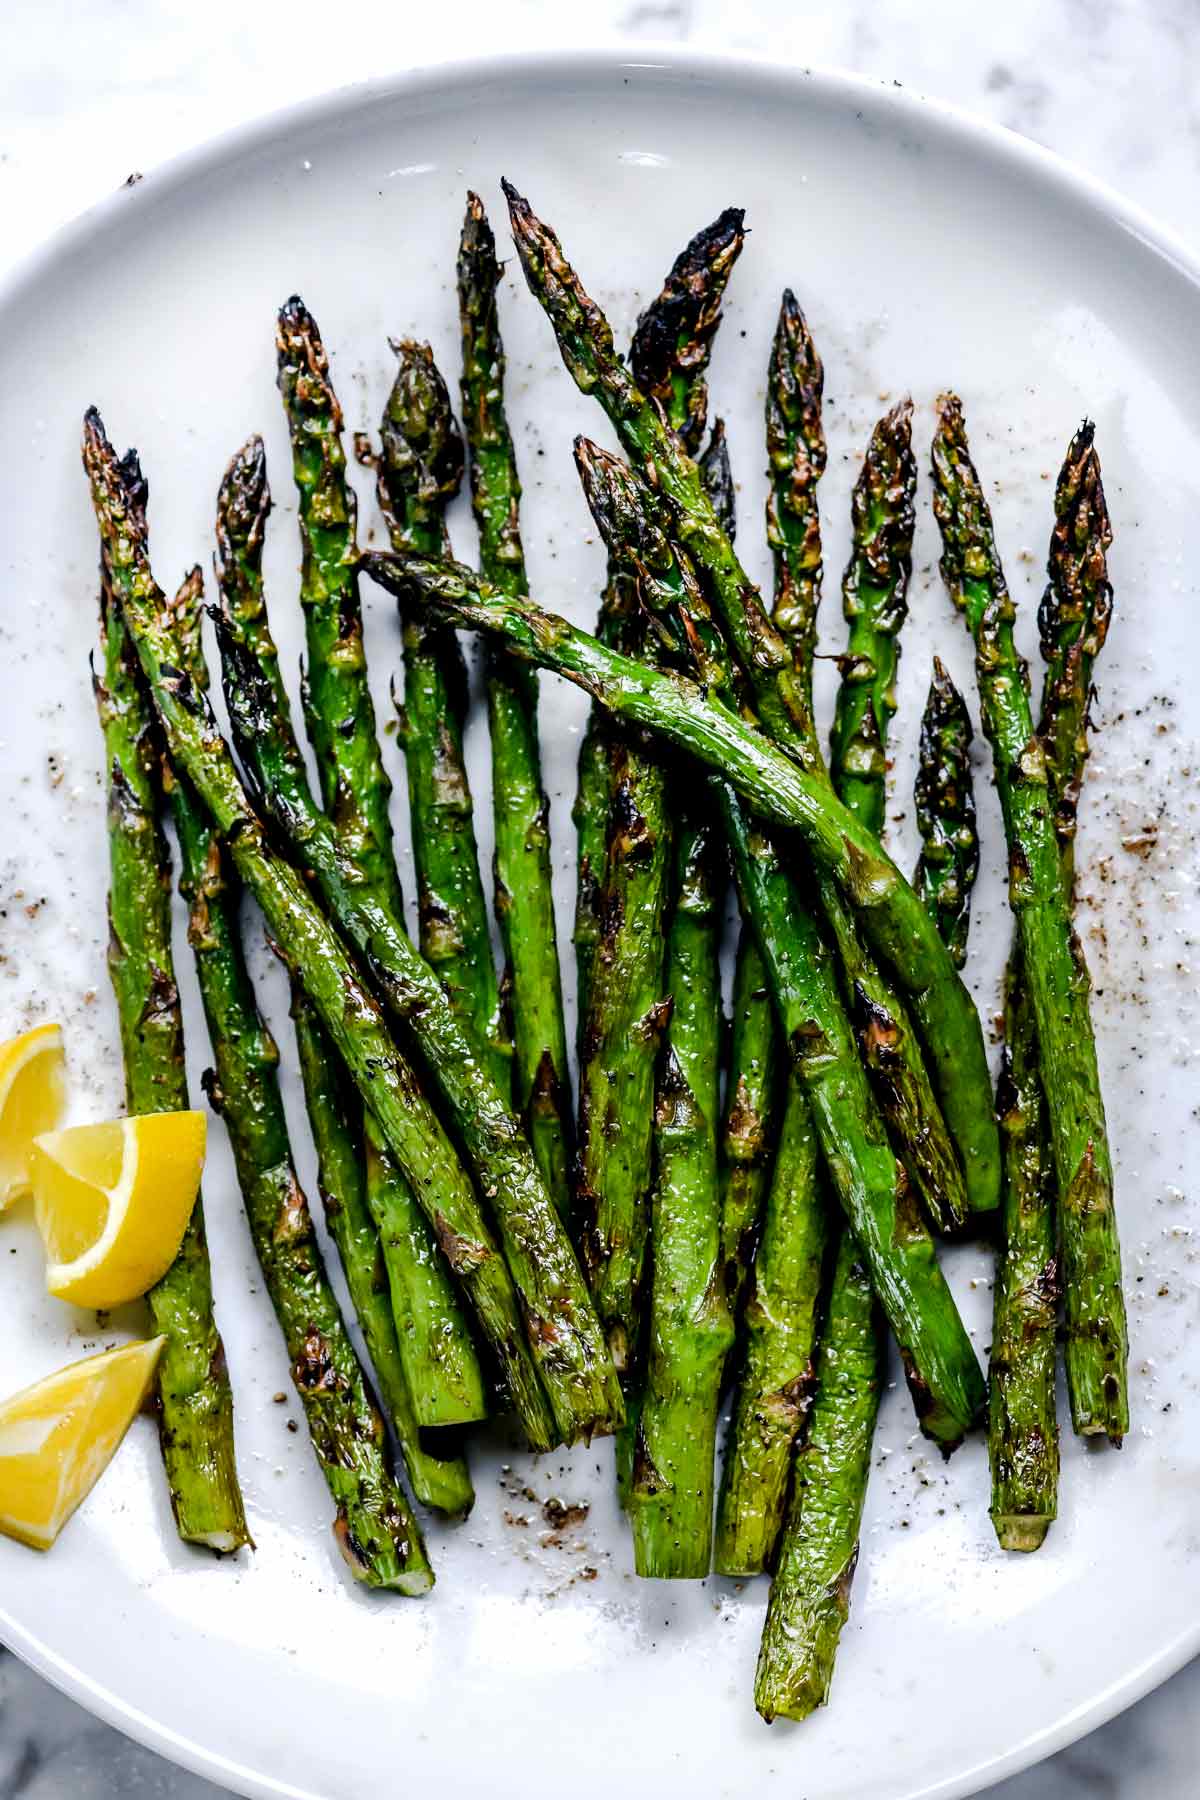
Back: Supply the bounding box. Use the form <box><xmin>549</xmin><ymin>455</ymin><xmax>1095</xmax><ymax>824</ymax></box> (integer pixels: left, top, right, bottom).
<box><xmin>2</xmin><ymin>41</ymin><xmax>1197</xmax><ymax>1800</ymax></box>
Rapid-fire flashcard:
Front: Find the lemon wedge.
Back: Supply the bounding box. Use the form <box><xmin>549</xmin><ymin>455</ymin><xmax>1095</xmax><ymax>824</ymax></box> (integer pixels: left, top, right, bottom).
<box><xmin>30</xmin><ymin>1112</ymin><xmax>206</xmax><ymax>1308</ymax></box>
<box><xmin>0</xmin><ymin>1023</ymin><xmax>68</xmax><ymax>1210</ymax></box>
<box><xmin>0</xmin><ymin>1338</ymin><xmax>164</xmax><ymax>1549</ymax></box>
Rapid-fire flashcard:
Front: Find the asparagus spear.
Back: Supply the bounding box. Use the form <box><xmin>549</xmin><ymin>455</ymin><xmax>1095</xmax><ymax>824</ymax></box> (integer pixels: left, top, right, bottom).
<box><xmin>755</xmin><ymin>659</ymin><xmax>979</xmax><ymax>1713</ymax></box>
<box><xmin>290</xmin><ymin>990</ymin><xmax>473</xmax><ymax>1517</ymax></box>
<box><xmin>163</xmin><ymin>569</ymin><xmax>434</xmax><ymax>1588</ymax></box>
<box><xmin>576</xmin><ymin>215</ymin><xmax>743</xmax><ymax>1032</ymax></box>
<box><xmin>719</xmin><ymin>935</ymin><xmax>778</xmax><ymax>1310</ymax></box>
<box><xmin>363</xmin><ymin>337</ymin><xmax>509</xmax><ymax>1089</ymax></box>
<box><xmin>84</xmin><ymin>408</ymin><xmax>556</xmax><ymax>1454</ymax></box>
<box><xmin>753</xmin><ymin>1230</ymin><xmax>885</xmax><ymax>1721</ymax></box>
<box><xmin>548</xmin><ymin>462</ymin><xmax>983</xmax><ymax>1449</ymax></box>
<box><xmin>697</xmin><ymin>416</ymin><xmax>736</xmax><ymax>533</ymax></box>
<box><xmin>92</xmin><ymin>454</ymin><xmax>248</xmax><ymax>1555</ymax></box>
<box><xmin>276</xmin><ymin>298</ymin><xmax>401</xmax><ymax>919</ymax></box>
<box><xmin>216</xmin><ymin>435</ymin><xmax>486</xmax><ymax>1433</ymax></box>
<box><xmin>572</xmin><ymin>552</ymin><xmax>641</xmax><ymax>1038</ymax></box>
<box><xmin>715</xmin><ymin>1064</ymin><xmax>827</xmax><ymax>1574</ymax></box>
<box><xmin>765</xmin><ymin>289</ymin><xmax>825</xmax><ymax>746</ymax></box>
<box><xmin>717</xmin><ymin>313</ymin><xmax>832</xmax><ymax>1565</ymax></box>
<box><xmin>989</xmin><ymin>424</ymin><xmax>1111</xmax><ymax>1543</ymax></box>
<box><xmin>211</xmin><ymin>519</ymin><xmax>620</xmax><ymax>1450</ymax></box>
<box><xmin>931</xmin><ymin>395</ymin><xmax>1127</xmax><ymax>1443</ymax></box>
<box><xmin>501</xmin><ymin>184</ymin><xmax>1000</xmax><ymax>1221</ymax></box>
<box><xmin>629</xmin><ymin>210</ymin><xmax>746</xmax><ymax>457</ymax></box>
<box><xmin>829</xmin><ymin>401</ymin><xmax>918</xmax><ymax>823</ymax></box>
<box><xmin>1037</xmin><ymin>421</ymin><xmax>1114</xmax><ymax>891</ymax></box>
<box><xmin>710</xmin><ymin>427</ymin><xmax>779</xmax><ymax>1311</ymax></box>
<box><xmin>627</xmin><ymin>817</ymin><xmax>732</xmax><ymax>1575</ymax></box>
<box><xmin>572</xmin><ymin>211</ymin><xmax>745</xmax><ymax>1374</ymax></box>
<box><xmin>751</xmin><ymin>403</ymin><xmax>916</xmax><ymax>1663</ymax></box>
<box><xmin>457</xmin><ymin>194</ymin><xmax>572</xmax><ymax>1217</ymax></box>
<box><xmin>914</xmin><ymin>657</ymin><xmax>980</xmax><ymax>971</ymax></box>
<box><xmin>990</xmin><ymin>971</ymin><xmax>1058</xmax><ymax>1550</ymax></box>
<box><xmin>764</xmin><ymin>325</ymin><xmax>976</xmax><ymax>1233</ymax></box>
<box><xmin>572</xmin><ymin>655</ymin><xmax>619</xmax><ymax>1043</ymax></box>
<box><xmin>575</xmin><ymin>727</ymin><xmax>672</xmax><ymax>1377</ymax></box>
<box><xmin>911</xmin><ymin>654</ymin><xmax>1059</xmax><ymax>1552</ymax></box>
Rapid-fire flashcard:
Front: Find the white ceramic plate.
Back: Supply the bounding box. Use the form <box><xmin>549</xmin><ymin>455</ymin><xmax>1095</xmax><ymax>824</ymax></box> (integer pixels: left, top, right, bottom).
<box><xmin>0</xmin><ymin>47</ymin><xmax>1197</xmax><ymax>1800</ymax></box>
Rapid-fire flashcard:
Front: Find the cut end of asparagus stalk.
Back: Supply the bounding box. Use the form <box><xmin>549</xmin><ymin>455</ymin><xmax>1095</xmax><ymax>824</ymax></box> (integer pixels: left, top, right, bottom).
<box><xmin>991</xmin><ymin>1512</ymin><xmax>1053</xmax><ymax>1554</ymax></box>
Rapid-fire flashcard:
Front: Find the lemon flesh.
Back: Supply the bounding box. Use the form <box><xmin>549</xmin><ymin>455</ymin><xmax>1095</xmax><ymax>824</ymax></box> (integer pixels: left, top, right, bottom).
<box><xmin>0</xmin><ymin>1338</ymin><xmax>165</xmax><ymax>1549</ymax></box>
<box><xmin>31</xmin><ymin>1112</ymin><xmax>206</xmax><ymax>1308</ymax></box>
<box><xmin>0</xmin><ymin>1023</ymin><xmax>68</xmax><ymax>1209</ymax></box>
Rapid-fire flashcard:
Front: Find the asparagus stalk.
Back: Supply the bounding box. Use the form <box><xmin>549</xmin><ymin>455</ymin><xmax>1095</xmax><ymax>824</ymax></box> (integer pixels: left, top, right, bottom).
<box><xmin>216</xmin><ymin>435</ymin><xmax>486</xmax><ymax>1432</ymax></box>
<box><xmin>989</xmin><ymin>423</ymin><xmax>1112</xmax><ymax>1542</ymax></box>
<box><xmin>554</xmin><ymin>460</ymin><xmax>983</xmax><ymax>1449</ymax></box>
<box><xmin>576</xmin><ymin>217</ymin><xmax>743</xmax><ymax>1032</ymax></box>
<box><xmin>914</xmin><ymin>657</ymin><xmax>980</xmax><ymax>970</ymax></box>
<box><xmin>290</xmin><ymin>990</ymin><xmax>473</xmax><ymax>1516</ymax></box>
<box><xmin>765</xmin><ymin>289</ymin><xmax>825</xmax><ymax>745</ymax></box>
<box><xmin>829</xmin><ymin>400</ymin><xmax>918</xmax><ymax>823</ymax></box>
<box><xmin>572</xmin><ymin>653</ymin><xmax>619</xmax><ymax>1042</ymax></box>
<box><xmin>1038</xmin><ymin>421</ymin><xmax>1114</xmax><ymax>892</ymax></box>
<box><xmin>718</xmin><ymin>310</ymin><xmax>832</xmax><ymax>1567</ymax></box>
<box><xmin>719</xmin><ymin>933</ymin><xmax>779</xmax><ymax>1311</ymax></box>
<box><xmin>715</xmin><ymin>1067</ymin><xmax>826</xmax><ymax>1574</ymax></box>
<box><xmin>457</xmin><ymin>194</ymin><xmax>572</xmax><ymax>1216</ymax></box>
<box><xmin>501</xmin><ymin>184</ymin><xmax>1000</xmax><ymax>1221</ymax></box>
<box><xmin>911</xmin><ymin>657</ymin><xmax>1059</xmax><ymax>1552</ymax></box>
<box><xmin>697</xmin><ymin>416</ymin><xmax>736</xmax><ymax>534</ymax></box>
<box><xmin>276</xmin><ymin>298</ymin><xmax>401</xmax><ymax>920</ymax></box>
<box><xmin>754</xmin><ymin>406</ymin><xmax>921</xmax><ymax>1668</ymax></box>
<box><xmin>753</xmin><ymin>1230</ymin><xmax>885</xmax><ymax>1721</ymax></box>
<box><xmin>805</xmin><ymin>394</ymin><xmax>966</xmax><ymax>1235</ymax></box>
<box><xmin>572</xmin><ymin>211</ymin><xmax>745</xmax><ymax>1373</ymax></box>
<box><xmin>572</xmin><ymin>554</ymin><xmax>639</xmax><ymax>1037</ymax></box>
<box><xmin>931</xmin><ymin>396</ymin><xmax>1127</xmax><ymax>1443</ymax></box>
<box><xmin>712</xmin><ymin>427</ymin><xmax>779</xmax><ymax>1312</ymax></box>
<box><xmin>706</xmin><ymin>357</ymin><xmax>832</xmax><ymax>1567</ymax></box>
<box><xmin>575</xmin><ymin>727</ymin><xmax>672</xmax><ymax>1377</ymax></box>
<box><xmin>363</xmin><ymin>337</ymin><xmax>509</xmax><ymax>1089</ymax></box>
<box><xmin>629</xmin><ymin>210</ymin><xmax>746</xmax><ymax>458</ymax></box>
<box><xmin>627</xmin><ymin>818</ymin><xmax>731</xmax><ymax>1575</ymax></box>
<box><xmin>92</xmin><ymin>454</ymin><xmax>248</xmax><ymax>1555</ymax></box>
<box><xmin>990</xmin><ymin>972</ymin><xmax>1058</xmax><ymax>1549</ymax></box>
<box><xmin>84</xmin><ymin>408</ymin><xmax>557</xmax><ymax>1454</ymax></box>
<box><xmin>163</xmin><ymin>569</ymin><xmax>434</xmax><ymax>1588</ymax></box>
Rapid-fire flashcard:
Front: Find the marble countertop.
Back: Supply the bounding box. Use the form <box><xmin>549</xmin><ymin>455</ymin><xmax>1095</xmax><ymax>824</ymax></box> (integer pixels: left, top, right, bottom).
<box><xmin>2</xmin><ymin>3</ymin><xmax>1198</xmax><ymax>1796</ymax></box>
